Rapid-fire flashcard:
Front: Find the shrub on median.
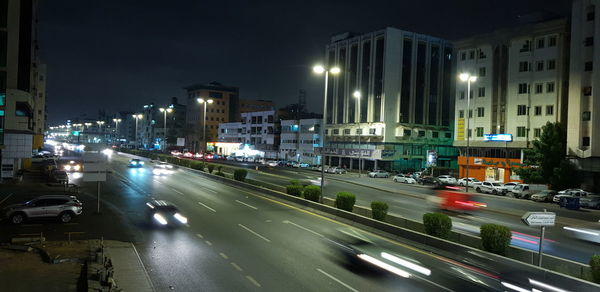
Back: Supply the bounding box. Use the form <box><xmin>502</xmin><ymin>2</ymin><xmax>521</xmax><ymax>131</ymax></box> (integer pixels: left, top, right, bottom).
<box><xmin>371</xmin><ymin>201</ymin><xmax>389</xmax><ymax>221</ymax></box>
<box><xmin>286</xmin><ymin>184</ymin><xmax>303</xmax><ymax>197</ymax></box>
<box><xmin>234</xmin><ymin>169</ymin><xmax>247</xmax><ymax>181</ymax></box>
<box><xmin>207</xmin><ymin>164</ymin><xmax>215</xmax><ymax>174</ymax></box>
<box><xmin>423</xmin><ymin>212</ymin><xmax>452</xmax><ymax>239</ymax></box>
<box><xmin>216</xmin><ymin>171</ymin><xmax>226</xmax><ymax>177</ymax></box>
<box><xmin>480</xmin><ymin>224</ymin><xmax>512</xmax><ymax>256</ymax></box>
<box><xmin>190</xmin><ymin>161</ymin><xmax>204</xmax><ymax>171</ymax></box>
<box><xmin>335</xmin><ymin>192</ymin><xmax>356</xmax><ymax>212</ymax></box>
<box><xmin>303</xmin><ymin>185</ymin><xmax>321</xmax><ymax>202</ymax></box>
<box><xmin>289</xmin><ymin>179</ymin><xmax>300</xmax><ymax>185</ymax></box>
<box><xmin>591</xmin><ymin>255</ymin><xmax>600</xmax><ymax>283</ymax></box>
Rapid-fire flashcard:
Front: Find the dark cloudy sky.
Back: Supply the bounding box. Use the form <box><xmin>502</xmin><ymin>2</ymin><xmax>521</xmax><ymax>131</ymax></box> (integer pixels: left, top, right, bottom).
<box><xmin>39</xmin><ymin>0</ymin><xmax>571</xmax><ymax>124</ymax></box>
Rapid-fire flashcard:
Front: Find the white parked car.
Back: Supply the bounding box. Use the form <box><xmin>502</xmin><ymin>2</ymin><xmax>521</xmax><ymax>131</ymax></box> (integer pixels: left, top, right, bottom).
<box><xmin>558</xmin><ymin>188</ymin><xmax>586</xmax><ymax>195</ymax></box>
<box><xmin>298</xmin><ymin>163</ymin><xmax>310</xmax><ymax>168</ymax></box>
<box><xmin>503</xmin><ymin>182</ymin><xmax>519</xmax><ymax>192</ymax></box>
<box><xmin>457</xmin><ymin>177</ymin><xmax>480</xmax><ymax>187</ymax></box>
<box><xmin>437</xmin><ymin>175</ymin><xmax>457</xmax><ymax>185</ymax></box>
<box><xmin>475</xmin><ymin>181</ymin><xmax>507</xmax><ymax>195</ymax></box>
<box><xmin>393</xmin><ymin>174</ymin><xmax>416</xmax><ymax>184</ymax></box>
<box><xmin>368</xmin><ymin>170</ymin><xmax>390</xmax><ymax>178</ymax></box>
<box><xmin>579</xmin><ymin>195</ymin><xmax>600</xmax><ymax>209</ymax></box>
<box><xmin>266</xmin><ymin>161</ymin><xmax>278</xmax><ymax>167</ymax></box>
<box><xmin>553</xmin><ymin>189</ymin><xmax>589</xmax><ymax>203</ymax></box>
<box><xmin>326</xmin><ymin>167</ymin><xmax>347</xmax><ymax>174</ymax></box>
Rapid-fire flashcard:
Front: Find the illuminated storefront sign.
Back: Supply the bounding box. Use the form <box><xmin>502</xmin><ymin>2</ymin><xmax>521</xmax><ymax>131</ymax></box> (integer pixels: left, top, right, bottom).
<box><xmin>483</xmin><ymin>134</ymin><xmax>513</xmax><ymax>142</ymax></box>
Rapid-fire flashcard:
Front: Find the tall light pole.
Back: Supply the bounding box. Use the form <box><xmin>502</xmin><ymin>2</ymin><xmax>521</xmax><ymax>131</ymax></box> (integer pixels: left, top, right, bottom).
<box><xmin>197</xmin><ymin>98</ymin><xmax>214</xmax><ymax>160</ymax></box>
<box><xmin>353</xmin><ymin>90</ymin><xmax>362</xmax><ymax>177</ymax></box>
<box><xmin>159</xmin><ymin>107</ymin><xmax>173</xmax><ymax>152</ymax></box>
<box><xmin>132</xmin><ymin>114</ymin><xmax>143</xmax><ymax>148</ymax></box>
<box><xmin>459</xmin><ymin>73</ymin><xmax>477</xmax><ymax>192</ymax></box>
<box><xmin>313</xmin><ymin>64</ymin><xmax>341</xmax><ymax>199</ymax></box>
<box><xmin>112</xmin><ymin>118</ymin><xmax>122</xmax><ymax>144</ymax></box>
<box><xmin>96</xmin><ymin>121</ymin><xmax>105</xmax><ymax>144</ymax></box>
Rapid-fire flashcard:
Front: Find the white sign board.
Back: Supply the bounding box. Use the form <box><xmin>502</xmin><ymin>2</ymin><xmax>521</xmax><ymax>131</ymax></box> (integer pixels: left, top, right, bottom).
<box><xmin>522</xmin><ymin>212</ymin><xmax>556</xmax><ymax>227</ymax></box>
<box><xmin>177</xmin><ymin>138</ymin><xmax>185</xmax><ymax>146</ymax></box>
<box><xmin>82</xmin><ymin>152</ymin><xmax>108</xmax><ymax>182</ymax></box>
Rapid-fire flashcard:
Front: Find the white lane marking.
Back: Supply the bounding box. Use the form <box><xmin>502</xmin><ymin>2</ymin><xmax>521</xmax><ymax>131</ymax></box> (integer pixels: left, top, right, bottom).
<box><xmin>317</xmin><ymin>268</ymin><xmax>359</xmax><ymax>292</ymax></box>
<box><xmin>238</xmin><ymin>224</ymin><xmax>271</xmax><ymax>242</ymax></box>
<box><xmin>219</xmin><ymin>253</ymin><xmax>229</xmax><ymax>259</ymax></box>
<box><xmin>171</xmin><ymin>188</ymin><xmax>185</xmax><ymax>195</ymax></box>
<box><xmin>153</xmin><ymin>179</ymin><xmax>162</xmax><ymax>184</ymax></box>
<box><xmin>205</xmin><ymin>240</ymin><xmax>212</xmax><ymax>246</ymax></box>
<box><xmin>235</xmin><ymin>200</ymin><xmax>258</xmax><ymax>210</ymax></box>
<box><xmin>246</xmin><ymin>275</ymin><xmax>262</xmax><ymax>287</ymax></box>
<box><xmin>231</xmin><ymin>262</ymin><xmax>243</xmax><ymax>271</ymax></box>
<box><xmin>196</xmin><ymin>233</ymin><xmax>204</xmax><ymax>239</ymax></box>
<box><xmin>0</xmin><ymin>193</ymin><xmax>13</xmax><ymax>206</ymax></box>
<box><xmin>283</xmin><ymin>220</ymin><xmax>323</xmax><ymax>237</ymax></box>
<box><xmin>204</xmin><ymin>188</ymin><xmax>217</xmax><ymax>194</ymax></box>
<box><xmin>197</xmin><ymin>201</ymin><xmax>216</xmax><ymax>212</ymax></box>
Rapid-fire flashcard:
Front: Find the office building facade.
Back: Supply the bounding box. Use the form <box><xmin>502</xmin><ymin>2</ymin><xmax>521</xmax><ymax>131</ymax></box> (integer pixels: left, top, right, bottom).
<box><xmin>280</xmin><ymin>118</ymin><xmax>321</xmax><ymax>164</ymax></box>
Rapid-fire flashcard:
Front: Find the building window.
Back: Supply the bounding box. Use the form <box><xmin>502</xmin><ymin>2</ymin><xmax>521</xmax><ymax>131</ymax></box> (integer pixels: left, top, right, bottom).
<box><xmin>468</xmin><ymin>109</ymin><xmax>473</xmax><ymax>118</ymax></box>
<box><xmin>583</xmin><ymin>111</ymin><xmax>591</xmax><ymax>121</ymax></box>
<box><xmin>403</xmin><ymin>129</ymin><xmax>411</xmax><ymax>136</ymax></box>
<box><xmin>583</xmin><ymin>136</ymin><xmax>591</xmax><ymax>147</ymax></box>
<box><xmin>459</xmin><ymin>91</ymin><xmax>465</xmax><ymax>100</ymax></box>
<box><xmin>546</xmin><ymin>105</ymin><xmax>554</xmax><ymax>115</ymax></box>
<box><xmin>468</xmin><ymin>129</ymin><xmax>472</xmax><ymax>138</ymax></box>
<box><xmin>369</xmin><ymin>128</ymin><xmax>376</xmax><ymax>135</ymax></box>
<box><xmin>547</xmin><ymin>59</ymin><xmax>556</xmax><ymax>70</ymax></box>
<box><xmin>588</xmin><ymin>10</ymin><xmax>595</xmax><ymax>21</ymax></box>
<box><xmin>585</xmin><ymin>61</ymin><xmax>593</xmax><ymax>71</ymax></box>
<box><xmin>535</xmin><ymin>83</ymin><xmax>543</xmax><ymax>94</ymax></box>
<box><xmin>479</xmin><ymin>49</ymin><xmax>486</xmax><ymax>59</ymax></box>
<box><xmin>534</xmin><ymin>106</ymin><xmax>542</xmax><ymax>116</ymax></box>
<box><xmin>469</xmin><ymin>50</ymin><xmax>475</xmax><ymax>59</ymax></box>
<box><xmin>534</xmin><ymin>128</ymin><xmax>541</xmax><ymax>138</ymax></box>
<box><xmin>548</xmin><ymin>36</ymin><xmax>557</xmax><ymax>47</ymax></box>
<box><xmin>546</xmin><ymin>82</ymin><xmax>555</xmax><ymax>93</ymax></box>
<box><xmin>324</xmin><ymin>129</ymin><xmax>328</xmax><ymax>135</ymax></box>
<box><xmin>475</xmin><ymin>127</ymin><xmax>484</xmax><ymax>137</ymax></box>
<box><xmin>517</xmin><ymin>105</ymin><xmax>527</xmax><ymax>115</ymax></box>
<box><xmin>520</xmin><ymin>40</ymin><xmax>531</xmax><ymax>52</ymax></box>
<box><xmin>583</xmin><ymin>86</ymin><xmax>592</xmax><ymax>96</ymax></box>
<box><xmin>478</xmin><ymin>87</ymin><xmax>485</xmax><ymax>97</ymax></box>
<box><xmin>519</xmin><ymin>61</ymin><xmax>530</xmax><ymax>72</ymax></box>
<box><xmin>537</xmin><ymin>38</ymin><xmax>545</xmax><ymax>49</ymax></box>
<box><xmin>479</xmin><ymin>67</ymin><xmax>486</xmax><ymax>77</ymax></box>
<box><xmin>460</xmin><ymin>52</ymin><xmax>466</xmax><ymax>60</ymax></box>
<box><xmin>356</xmin><ymin>128</ymin><xmax>363</xmax><ymax>135</ymax></box>
<box><xmin>536</xmin><ymin>61</ymin><xmax>544</xmax><ymax>71</ymax></box>
<box><xmin>477</xmin><ymin>107</ymin><xmax>485</xmax><ymax>117</ymax></box>
<box><xmin>517</xmin><ymin>127</ymin><xmax>527</xmax><ymax>137</ymax></box>
<box><xmin>518</xmin><ymin>83</ymin><xmax>529</xmax><ymax>94</ymax></box>
<box><xmin>418</xmin><ymin>130</ymin><xmax>425</xmax><ymax>137</ymax></box>
<box><xmin>445</xmin><ymin>132</ymin><xmax>452</xmax><ymax>138</ymax></box>
<box><xmin>585</xmin><ymin>37</ymin><xmax>594</xmax><ymax>46</ymax></box>
<box><xmin>459</xmin><ymin>110</ymin><xmax>464</xmax><ymax>118</ymax></box>
<box><xmin>333</xmin><ymin>129</ymin><xmax>339</xmax><ymax>135</ymax></box>
<box><xmin>343</xmin><ymin>128</ymin><xmax>351</xmax><ymax>135</ymax></box>
<box><xmin>432</xmin><ymin>131</ymin><xmax>439</xmax><ymax>138</ymax></box>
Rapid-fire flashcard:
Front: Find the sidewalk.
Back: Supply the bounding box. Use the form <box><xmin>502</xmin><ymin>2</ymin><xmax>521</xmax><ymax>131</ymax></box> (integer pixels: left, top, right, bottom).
<box><xmin>103</xmin><ymin>240</ymin><xmax>155</xmax><ymax>292</ymax></box>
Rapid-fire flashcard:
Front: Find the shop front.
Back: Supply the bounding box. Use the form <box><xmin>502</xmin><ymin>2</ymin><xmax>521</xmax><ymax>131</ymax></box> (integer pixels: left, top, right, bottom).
<box><xmin>457</xmin><ymin>156</ymin><xmax>524</xmax><ymax>183</ymax></box>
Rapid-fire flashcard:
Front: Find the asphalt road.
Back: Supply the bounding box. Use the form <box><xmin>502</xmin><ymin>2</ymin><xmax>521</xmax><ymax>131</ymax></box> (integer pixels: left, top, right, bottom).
<box><xmin>205</xmin><ymin>159</ymin><xmax>600</xmax><ymax>263</ymax></box>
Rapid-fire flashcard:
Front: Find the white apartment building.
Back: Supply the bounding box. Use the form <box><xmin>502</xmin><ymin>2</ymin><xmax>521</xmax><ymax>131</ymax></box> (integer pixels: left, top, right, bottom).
<box><xmin>279</xmin><ymin>119</ymin><xmax>321</xmax><ymax>164</ymax></box>
<box><xmin>453</xmin><ymin>16</ymin><xmax>569</xmax><ymax>182</ymax></box>
<box><xmin>217</xmin><ymin>110</ymin><xmax>280</xmax><ymax>159</ymax></box>
<box><xmin>568</xmin><ymin>0</ymin><xmax>600</xmax><ymax>189</ymax></box>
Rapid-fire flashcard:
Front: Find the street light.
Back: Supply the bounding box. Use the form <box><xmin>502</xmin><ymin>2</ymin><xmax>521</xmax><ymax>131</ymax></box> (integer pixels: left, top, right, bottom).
<box><xmin>132</xmin><ymin>114</ymin><xmax>143</xmax><ymax>148</ymax></box>
<box><xmin>96</xmin><ymin>121</ymin><xmax>106</xmax><ymax>144</ymax></box>
<box><xmin>112</xmin><ymin>118</ymin><xmax>122</xmax><ymax>144</ymax></box>
<box><xmin>313</xmin><ymin>64</ymin><xmax>341</xmax><ymax>198</ymax></box>
<box><xmin>353</xmin><ymin>90</ymin><xmax>362</xmax><ymax>178</ymax></box>
<box><xmin>197</xmin><ymin>98</ymin><xmax>214</xmax><ymax>159</ymax></box>
<box><xmin>459</xmin><ymin>73</ymin><xmax>477</xmax><ymax>192</ymax></box>
<box><xmin>159</xmin><ymin>107</ymin><xmax>173</xmax><ymax>152</ymax></box>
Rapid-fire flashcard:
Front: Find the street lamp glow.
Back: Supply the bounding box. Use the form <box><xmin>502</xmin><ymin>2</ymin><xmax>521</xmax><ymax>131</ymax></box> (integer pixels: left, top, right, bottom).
<box><xmin>112</xmin><ymin>118</ymin><xmax>121</xmax><ymax>122</ymax></box>
<box><xmin>459</xmin><ymin>73</ymin><xmax>477</xmax><ymax>82</ymax></box>
<box><xmin>96</xmin><ymin>121</ymin><xmax>105</xmax><ymax>125</ymax></box>
<box><xmin>313</xmin><ymin>65</ymin><xmax>325</xmax><ymax>74</ymax></box>
<box><xmin>207</xmin><ymin>99</ymin><xmax>213</xmax><ymax>104</ymax></box>
<box><xmin>353</xmin><ymin>91</ymin><xmax>361</xmax><ymax>98</ymax></box>
<box><xmin>330</xmin><ymin>67</ymin><xmax>341</xmax><ymax>74</ymax></box>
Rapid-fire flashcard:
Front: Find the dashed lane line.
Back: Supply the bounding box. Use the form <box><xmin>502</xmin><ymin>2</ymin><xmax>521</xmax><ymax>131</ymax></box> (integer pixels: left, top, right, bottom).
<box><xmin>238</xmin><ymin>224</ymin><xmax>271</xmax><ymax>242</ymax></box>
<box><xmin>197</xmin><ymin>201</ymin><xmax>216</xmax><ymax>212</ymax></box>
<box><xmin>231</xmin><ymin>262</ymin><xmax>243</xmax><ymax>271</ymax></box>
<box><xmin>316</xmin><ymin>268</ymin><xmax>359</xmax><ymax>292</ymax></box>
<box><xmin>235</xmin><ymin>200</ymin><xmax>258</xmax><ymax>210</ymax></box>
<box><xmin>219</xmin><ymin>253</ymin><xmax>229</xmax><ymax>259</ymax></box>
<box><xmin>246</xmin><ymin>275</ymin><xmax>262</xmax><ymax>288</ymax></box>
<box><xmin>283</xmin><ymin>220</ymin><xmax>323</xmax><ymax>237</ymax></box>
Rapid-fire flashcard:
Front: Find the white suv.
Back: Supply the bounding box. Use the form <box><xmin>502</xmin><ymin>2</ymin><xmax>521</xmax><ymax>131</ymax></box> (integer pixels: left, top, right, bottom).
<box><xmin>2</xmin><ymin>195</ymin><xmax>83</xmax><ymax>224</ymax></box>
<box><xmin>475</xmin><ymin>181</ymin><xmax>507</xmax><ymax>195</ymax></box>
<box><xmin>437</xmin><ymin>175</ymin><xmax>457</xmax><ymax>185</ymax></box>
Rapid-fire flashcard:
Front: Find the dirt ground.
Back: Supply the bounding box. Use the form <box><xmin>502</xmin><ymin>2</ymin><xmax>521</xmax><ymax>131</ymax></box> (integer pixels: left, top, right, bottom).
<box><xmin>0</xmin><ymin>241</ymin><xmax>90</xmax><ymax>292</ymax></box>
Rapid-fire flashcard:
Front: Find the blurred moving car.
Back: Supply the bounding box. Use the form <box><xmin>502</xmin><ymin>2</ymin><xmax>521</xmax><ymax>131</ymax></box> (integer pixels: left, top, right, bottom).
<box><xmin>530</xmin><ymin>190</ymin><xmax>557</xmax><ymax>202</ymax></box>
<box><xmin>393</xmin><ymin>174</ymin><xmax>415</xmax><ymax>184</ymax></box>
<box><xmin>580</xmin><ymin>195</ymin><xmax>600</xmax><ymax>209</ymax></box>
<box><xmin>62</xmin><ymin>160</ymin><xmax>82</xmax><ymax>172</ymax></box>
<box><xmin>326</xmin><ymin>167</ymin><xmax>347</xmax><ymax>174</ymax></box>
<box><xmin>418</xmin><ymin>176</ymin><xmax>443</xmax><ymax>187</ymax></box>
<box><xmin>457</xmin><ymin>177</ymin><xmax>480</xmax><ymax>187</ymax></box>
<box><xmin>152</xmin><ymin>165</ymin><xmax>173</xmax><ymax>176</ymax></box>
<box><xmin>434</xmin><ymin>186</ymin><xmax>487</xmax><ymax>212</ymax></box>
<box><xmin>2</xmin><ymin>195</ymin><xmax>83</xmax><ymax>224</ymax></box>
<box><xmin>563</xmin><ymin>222</ymin><xmax>600</xmax><ymax>243</ymax></box>
<box><xmin>266</xmin><ymin>161</ymin><xmax>278</xmax><ymax>167</ymax></box>
<box><xmin>50</xmin><ymin>170</ymin><xmax>68</xmax><ymax>184</ymax></box>
<box><xmin>128</xmin><ymin>159</ymin><xmax>144</xmax><ymax>168</ymax></box>
<box><xmin>475</xmin><ymin>181</ymin><xmax>507</xmax><ymax>195</ymax></box>
<box><xmin>437</xmin><ymin>175</ymin><xmax>457</xmax><ymax>185</ymax></box>
<box><xmin>368</xmin><ymin>170</ymin><xmax>390</xmax><ymax>178</ymax></box>
<box><xmin>145</xmin><ymin>199</ymin><xmax>188</xmax><ymax>227</ymax></box>
<box><xmin>156</xmin><ymin>161</ymin><xmax>174</xmax><ymax>169</ymax></box>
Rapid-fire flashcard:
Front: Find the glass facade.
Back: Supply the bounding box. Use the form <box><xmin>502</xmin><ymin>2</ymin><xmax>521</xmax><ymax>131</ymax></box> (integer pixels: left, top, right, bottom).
<box><xmin>360</xmin><ymin>41</ymin><xmax>370</xmax><ymax>123</ymax></box>
<box><xmin>347</xmin><ymin>44</ymin><xmax>358</xmax><ymax>123</ymax></box>
<box><xmin>400</xmin><ymin>38</ymin><xmax>412</xmax><ymax>123</ymax></box>
<box><xmin>414</xmin><ymin>42</ymin><xmax>427</xmax><ymax>124</ymax></box>
<box><xmin>428</xmin><ymin>45</ymin><xmax>439</xmax><ymax>125</ymax></box>
<box><xmin>373</xmin><ymin>37</ymin><xmax>385</xmax><ymax>122</ymax></box>
<box><xmin>326</xmin><ymin>49</ymin><xmax>335</xmax><ymax>124</ymax></box>
<box><xmin>441</xmin><ymin>46</ymin><xmax>452</xmax><ymax>126</ymax></box>
<box><xmin>336</xmin><ymin>47</ymin><xmax>346</xmax><ymax>124</ymax></box>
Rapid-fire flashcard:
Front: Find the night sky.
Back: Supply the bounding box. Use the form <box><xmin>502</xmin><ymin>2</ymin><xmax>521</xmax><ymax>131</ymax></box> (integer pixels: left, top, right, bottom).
<box><xmin>39</xmin><ymin>0</ymin><xmax>571</xmax><ymax>125</ymax></box>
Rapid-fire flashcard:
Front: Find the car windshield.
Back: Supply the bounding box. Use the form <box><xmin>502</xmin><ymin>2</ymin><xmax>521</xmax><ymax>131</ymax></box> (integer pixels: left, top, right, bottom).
<box><xmin>492</xmin><ymin>183</ymin><xmax>501</xmax><ymax>186</ymax></box>
<box><xmin>156</xmin><ymin>206</ymin><xmax>178</xmax><ymax>213</ymax></box>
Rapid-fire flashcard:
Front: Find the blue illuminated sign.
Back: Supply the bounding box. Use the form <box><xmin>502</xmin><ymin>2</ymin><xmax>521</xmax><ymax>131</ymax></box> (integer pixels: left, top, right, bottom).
<box><xmin>484</xmin><ymin>134</ymin><xmax>513</xmax><ymax>142</ymax></box>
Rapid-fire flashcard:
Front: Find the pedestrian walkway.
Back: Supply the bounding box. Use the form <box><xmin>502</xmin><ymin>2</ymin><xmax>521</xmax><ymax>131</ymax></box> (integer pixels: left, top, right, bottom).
<box><xmin>104</xmin><ymin>240</ymin><xmax>155</xmax><ymax>292</ymax></box>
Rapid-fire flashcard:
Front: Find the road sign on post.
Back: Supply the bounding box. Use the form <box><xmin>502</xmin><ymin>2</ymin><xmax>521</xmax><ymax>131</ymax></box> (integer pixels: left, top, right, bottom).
<box><xmin>82</xmin><ymin>152</ymin><xmax>108</xmax><ymax>214</ymax></box>
<box><xmin>522</xmin><ymin>210</ymin><xmax>555</xmax><ymax>267</ymax></box>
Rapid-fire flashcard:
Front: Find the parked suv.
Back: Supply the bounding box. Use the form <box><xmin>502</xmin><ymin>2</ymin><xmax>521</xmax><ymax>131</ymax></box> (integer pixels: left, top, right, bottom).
<box><xmin>475</xmin><ymin>181</ymin><xmax>507</xmax><ymax>195</ymax></box>
<box><xmin>2</xmin><ymin>195</ymin><xmax>83</xmax><ymax>224</ymax></box>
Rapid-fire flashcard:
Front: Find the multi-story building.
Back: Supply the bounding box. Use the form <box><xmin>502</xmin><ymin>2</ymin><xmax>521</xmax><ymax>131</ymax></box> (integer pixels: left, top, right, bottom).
<box><xmin>185</xmin><ymin>82</ymin><xmax>239</xmax><ymax>152</ymax></box>
<box><xmin>138</xmin><ymin>103</ymin><xmax>159</xmax><ymax>149</ymax></box>
<box><xmin>152</xmin><ymin>97</ymin><xmax>186</xmax><ymax>150</ymax></box>
<box><xmin>453</xmin><ymin>16</ymin><xmax>570</xmax><ymax>183</ymax></box>
<box><xmin>217</xmin><ymin>110</ymin><xmax>280</xmax><ymax>159</ymax></box>
<box><xmin>567</xmin><ymin>0</ymin><xmax>600</xmax><ymax>190</ymax></box>
<box><xmin>1</xmin><ymin>0</ymin><xmax>47</xmax><ymax>179</ymax></box>
<box><xmin>323</xmin><ymin>27</ymin><xmax>456</xmax><ymax>172</ymax></box>
<box><xmin>240</xmin><ymin>99</ymin><xmax>274</xmax><ymax>113</ymax></box>
<box><xmin>280</xmin><ymin>119</ymin><xmax>321</xmax><ymax>164</ymax></box>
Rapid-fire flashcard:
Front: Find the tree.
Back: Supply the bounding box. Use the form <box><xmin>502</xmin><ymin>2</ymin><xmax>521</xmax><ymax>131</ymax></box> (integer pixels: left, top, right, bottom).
<box><xmin>514</xmin><ymin>122</ymin><xmax>579</xmax><ymax>190</ymax></box>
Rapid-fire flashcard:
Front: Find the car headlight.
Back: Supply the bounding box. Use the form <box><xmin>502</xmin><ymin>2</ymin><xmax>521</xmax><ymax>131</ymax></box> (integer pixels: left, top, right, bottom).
<box><xmin>139</xmin><ymin>161</ymin><xmax>144</xmax><ymax>165</ymax></box>
<box><xmin>131</xmin><ymin>161</ymin><xmax>137</xmax><ymax>165</ymax></box>
<box><xmin>64</xmin><ymin>165</ymin><xmax>72</xmax><ymax>171</ymax></box>
<box><xmin>153</xmin><ymin>169</ymin><xmax>162</xmax><ymax>175</ymax></box>
<box><xmin>174</xmin><ymin>213</ymin><xmax>188</xmax><ymax>224</ymax></box>
<box><xmin>153</xmin><ymin>213</ymin><xmax>168</xmax><ymax>225</ymax></box>
<box><xmin>73</xmin><ymin>165</ymin><xmax>81</xmax><ymax>171</ymax></box>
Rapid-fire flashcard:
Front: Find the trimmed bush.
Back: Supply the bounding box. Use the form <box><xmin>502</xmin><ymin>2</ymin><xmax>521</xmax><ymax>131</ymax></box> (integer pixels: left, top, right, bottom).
<box><xmin>335</xmin><ymin>192</ymin><xmax>356</xmax><ymax>212</ymax></box>
<box><xmin>216</xmin><ymin>172</ymin><xmax>225</xmax><ymax>177</ymax></box>
<box><xmin>591</xmin><ymin>255</ymin><xmax>600</xmax><ymax>283</ymax></box>
<box><xmin>233</xmin><ymin>169</ymin><xmax>247</xmax><ymax>181</ymax></box>
<box><xmin>423</xmin><ymin>213</ymin><xmax>452</xmax><ymax>239</ymax></box>
<box><xmin>286</xmin><ymin>184</ymin><xmax>303</xmax><ymax>197</ymax></box>
<box><xmin>217</xmin><ymin>166</ymin><xmax>223</xmax><ymax>173</ymax></box>
<box><xmin>371</xmin><ymin>201</ymin><xmax>389</xmax><ymax>221</ymax></box>
<box><xmin>480</xmin><ymin>224</ymin><xmax>512</xmax><ymax>255</ymax></box>
<box><xmin>303</xmin><ymin>185</ymin><xmax>321</xmax><ymax>202</ymax></box>
<box><xmin>207</xmin><ymin>164</ymin><xmax>215</xmax><ymax>174</ymax></box>
<box><xmin>289</xmin><ymin>179</ymin><xmax>300</xmax><ymax>185</ymax></box>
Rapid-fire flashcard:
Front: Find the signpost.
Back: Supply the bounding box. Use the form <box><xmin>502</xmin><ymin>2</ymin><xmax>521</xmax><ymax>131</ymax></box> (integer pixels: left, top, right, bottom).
<box><xmin>82</xmin><ymin>152</ymin><xmax>108</xmax><ymax>214</ymax></box>
<box><xmin>522</xmin><ymin>210</ymin><xmax>555</xmax><ymax>266</ymax></box>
